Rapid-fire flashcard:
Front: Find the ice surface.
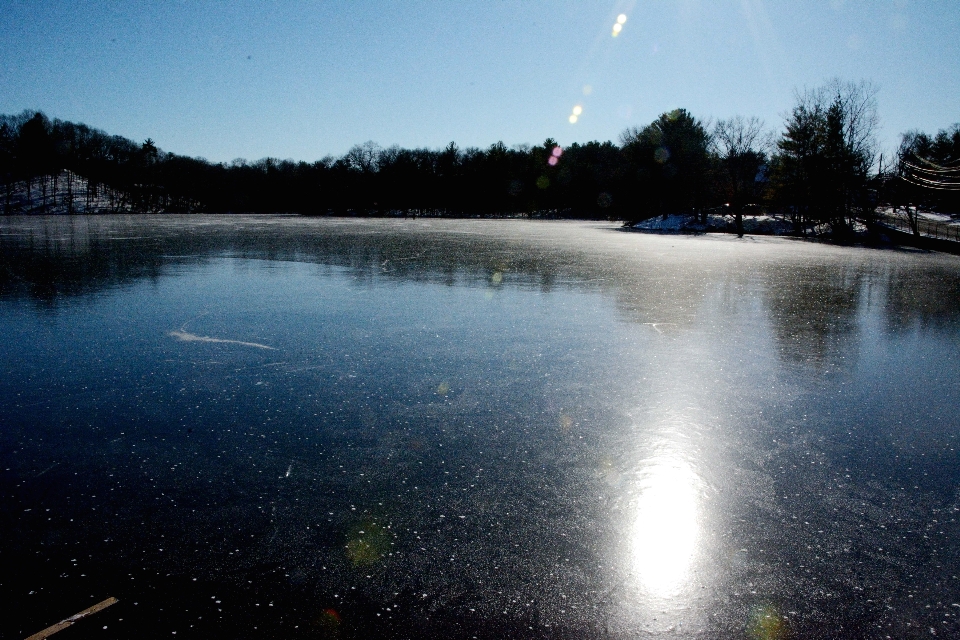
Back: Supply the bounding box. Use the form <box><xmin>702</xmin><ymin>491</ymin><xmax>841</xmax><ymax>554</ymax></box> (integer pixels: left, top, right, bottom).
<box><xmin>1</xmin><ymin>216</ymin><xmax>960</xmax><ymax>638</ymax></box>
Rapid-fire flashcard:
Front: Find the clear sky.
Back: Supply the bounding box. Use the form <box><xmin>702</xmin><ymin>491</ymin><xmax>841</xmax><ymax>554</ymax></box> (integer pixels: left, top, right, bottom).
<box><xmin>1</xmin><ymin>1</ymin><xmax>957</xmax><ymax>163</ymax></box>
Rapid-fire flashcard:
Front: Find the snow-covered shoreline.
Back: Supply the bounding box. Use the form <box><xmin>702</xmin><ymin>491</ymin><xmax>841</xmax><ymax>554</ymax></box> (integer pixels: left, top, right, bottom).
<box><xmin>630</xmin><ymin>208</ymin><xmax>960</xmax><ymax>240</ymax></box>
<box><xmin>630</xmin><ymin>212</ymin><xmax>802</xmax><ymax>236</ymax></box>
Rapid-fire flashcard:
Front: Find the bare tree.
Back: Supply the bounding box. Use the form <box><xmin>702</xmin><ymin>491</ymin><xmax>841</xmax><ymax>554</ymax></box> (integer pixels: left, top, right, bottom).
<box><xmin>771</xmin><ymin>79</ymin><xmax>880</xmax><ymax>235</ymax></box>
<box><xmin>344</xmin><ymin>141</ymin><xmax>382</xmax><ymax>174</ymax></box>
<box><xmin>841</xmin><ymin>81</ymin><xmax>880</xmax><ymax>166</ymax></box>
<box><xmin>713</xmin><ymin>116</ymin><xmax>769</xmax><ymax>235</ymax></box>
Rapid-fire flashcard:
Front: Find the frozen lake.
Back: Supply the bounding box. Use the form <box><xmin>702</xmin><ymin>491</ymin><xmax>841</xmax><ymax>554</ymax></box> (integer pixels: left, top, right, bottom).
<box><xmin>2</xmin><ymin>215</ymin><xmax>960</xmax><ymax>639</ymax></box>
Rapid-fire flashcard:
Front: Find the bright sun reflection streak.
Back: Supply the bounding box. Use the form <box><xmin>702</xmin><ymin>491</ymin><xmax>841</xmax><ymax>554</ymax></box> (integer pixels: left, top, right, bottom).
<box><xmin>631</xmin><ymin>457</ymin><xmax>699</xmax><ymax>596</ymax></box>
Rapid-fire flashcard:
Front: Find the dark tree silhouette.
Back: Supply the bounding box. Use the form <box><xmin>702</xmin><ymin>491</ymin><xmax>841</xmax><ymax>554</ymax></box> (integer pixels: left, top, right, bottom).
<box><xmin>0</xmin><ymin>87</ymin><xmax>905</xmax><ymax>234</ymax></box>
<box><xmin>620</xmin><ymin>109</ymin><xmax>712</xmax><ymax>222</ymax></box>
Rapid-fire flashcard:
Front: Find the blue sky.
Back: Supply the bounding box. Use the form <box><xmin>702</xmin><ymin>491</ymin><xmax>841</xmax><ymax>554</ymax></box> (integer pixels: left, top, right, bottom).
<box><xmin>1</xmin><ymin>1</ymin><xmax>957</xmax><ymax>163</ymax></box>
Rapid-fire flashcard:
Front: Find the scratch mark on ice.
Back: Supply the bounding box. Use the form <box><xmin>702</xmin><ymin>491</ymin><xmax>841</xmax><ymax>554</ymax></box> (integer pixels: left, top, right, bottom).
<box><xmin>642</xmin><ymin>323</ymin><xmax>676</xmax><ymax>334</ymax></box>
<box><xmin>35</xmin><ymin>462</ymin><xmax>59</xmax><ymax>478</ymax></box>
<box><xmin>169</xmin><ymin>329</ymin><xmax>276</xmax><ymax>350</ymax></box>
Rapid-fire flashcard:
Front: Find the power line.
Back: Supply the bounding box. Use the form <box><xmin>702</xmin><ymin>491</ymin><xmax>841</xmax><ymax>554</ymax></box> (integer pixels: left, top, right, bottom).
<box><xmin>899</xmin><ymin>175</ymin><xmax>960</xmax><ymax>191</ymax></box>
<box><xmin>903</xmin><ymin>164</ymin><xmax>960</xmax><ymax>176</ymax></box>
<box><xmin>908</xmin><ymin>155</ymin><xmax>960</xmax><ymax>172</ymax></box>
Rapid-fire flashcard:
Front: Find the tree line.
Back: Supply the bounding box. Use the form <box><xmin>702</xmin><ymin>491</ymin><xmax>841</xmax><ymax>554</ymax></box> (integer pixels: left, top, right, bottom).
<box><xmin>1</xmin><ymin>79</ymin><xmax>957</xmax><ymax>234</ymax></box>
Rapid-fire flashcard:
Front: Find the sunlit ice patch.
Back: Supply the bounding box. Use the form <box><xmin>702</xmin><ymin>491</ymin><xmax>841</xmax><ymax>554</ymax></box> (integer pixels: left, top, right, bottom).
<box><xmin>630</xmin><ymin>457</ymin><xmax>701</xmax><ymax>597</ymax></box>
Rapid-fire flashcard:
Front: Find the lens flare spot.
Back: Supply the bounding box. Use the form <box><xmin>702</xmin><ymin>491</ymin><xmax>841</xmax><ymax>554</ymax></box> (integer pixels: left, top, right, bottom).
<box><xmin>582</xmin><ymin>84</ymin><xmax>593</xmax><ymax>96</ymax></box>
<box><xmin>536</xmin><ymin>176</ymin><xmax>550</xmax><ymax>189</ymax></box>
<box><xmin>617</xmin><ymin>14</ymin><xmax>627</xmax><ymax>24</ymax></box>
<box><xmin>346</xmin><ymin>538</ymin><xmax>379</xmax><ymax>564</ymax></box>
<box><xmin>552</xmin><ymin>146</ymin><xmax>563</xmax><ymax>157</ymax></box>
<box><xmin>599</xmin><ymin>457</ymin><xmax>620</xmax><ymax>485</ymax></box>
<box><xmin>437</xmin><ymin>382</ymin><xmax>450</xmax><ymax>395</ymax></box>
<box><xmin>613</xmin><ymin>23</ymin><xmax>623</xmax><ymax>33</ymax></box>
<box><xmin>547</xmin><ymin>156</ymin><xmax>558</xmax><ymax>166</ymax></box>
<box><xmin>569</xmin><ymin>114</ymin><xmax>578</xmax><ymax>124</ymax></box>
<box><xmin>317</xmin><ymin>608</ymin><xmax>341</xmax><ymax>630</ymax></box>
<box><xmin>654</xmin><ymin>147</ymin><xmax>671</xmax><ymax>164</ymax></box>
<box><xmin>748</xmin><ymin>605</ymin><xmax>789</xmax><ymax>640</ymax></box>
<box><xmin>345</xmin><ymin>521</ymin><xmax>390</xmax><ymax>566</ymax></box>
<box><xmin>559</xmin><ymin>414</ymin><xmax>574</xmax><ymax>432</ymax></box>
<box><xmin>324</xmin><ymin>609</ymin><xmax>340</xmax><ymax>622</ymax></box>
<box><xmin>572</xmin><ymin>105</ymin><xmax>583</xmax><ymax>116</ymax></box>
<box><xmin>491</xmin><ymin>271</ymin><xmax>503</xmax><ymax>284</ymax></box>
